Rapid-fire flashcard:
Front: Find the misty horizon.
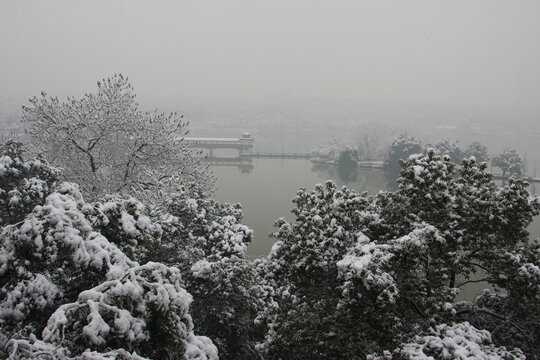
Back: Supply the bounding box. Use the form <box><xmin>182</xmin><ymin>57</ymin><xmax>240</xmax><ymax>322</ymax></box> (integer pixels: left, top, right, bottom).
<box><xmin>1</xmin><ymin>0</ymin><xmax>540</xmax><ymax>110</ymax></box>
<box><xmin>2</xmin><ymin>0</ymin><xmax>540</xmax><ymax>167</ymax></box>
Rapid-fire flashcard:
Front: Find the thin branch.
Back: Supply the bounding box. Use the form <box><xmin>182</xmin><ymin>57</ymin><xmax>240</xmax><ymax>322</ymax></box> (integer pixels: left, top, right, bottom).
<box><xmin>455</xmin><ymin>278</ymin><xmax>492</xmax><ymax>288</ymax></box>
<box><xmin>410</xmin><ymin>300</ymin><xmax>428</xmax><ymax>318</ymax></box>
<box><xmin>469</xmin><ymin>262</ymin><xmax>493</xmax><ymax>273</ymax></box>
<box><xmin>456</xmin><ymin>307</ymin><xmax>530</xmax><ymax>344</ymax></box>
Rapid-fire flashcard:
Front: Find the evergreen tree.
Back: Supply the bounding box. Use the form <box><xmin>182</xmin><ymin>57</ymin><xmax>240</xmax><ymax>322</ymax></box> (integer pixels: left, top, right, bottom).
<box><xmin>258</xmin><ymin>151</ymin><xmax>540</xmax><ymax>359</ymax></box>
<box><xmin>0</xmin><ymin>140</ymin><xmax>60</xmax><ymax>226</ymax></box>
<box><xmin>0</xmin><ymin>149</ymin><xmax>218</xmax><ymax>359</ymax></box>
<box><xmin>464</xmin><ymin>141</ymin><xmax>489</xmax><ymax>163</ymax></box>
<box><xmin>492</xmin><ymin>149</ymin><xmax>523</xmax><ymax>177</ymax></box>
<box><xmin>384</xmin><ymin>134</ymin><xmax>423</xmax><ymax>177</ymax></box>
<box><xmin>152</xmin><ymin>187</ymin><xmax>264</xmax><ymax>359</ymax></box>
<box><xmin>426</xmin><ymin>139</ymin><xmax>463</xmax><ymax>163</ymax></box>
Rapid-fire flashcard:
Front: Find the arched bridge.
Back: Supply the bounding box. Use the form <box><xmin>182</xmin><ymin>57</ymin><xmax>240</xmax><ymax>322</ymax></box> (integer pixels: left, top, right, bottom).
<box><xmin>184</xmin><ymin>133</ymin><xmax>254</xmax><ymax>156</ymax></box>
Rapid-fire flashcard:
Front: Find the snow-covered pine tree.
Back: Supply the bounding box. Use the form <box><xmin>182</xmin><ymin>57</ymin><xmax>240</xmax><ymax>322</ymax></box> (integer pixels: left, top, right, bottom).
<box><xmin>426</xmin><ymin>139</ymin><xmax>464</xmax><ymax>163</ymax></box>
<box><xmin>151</xmin><ymin>186</ymin><xmax>265</xmax><ymax>359</ymax></box>
<box><xmin>258</xmin><ymin>151</ymin><xmax>540</xmax><ymax>359</ymax></box>
<box><xmin>369</xmin><ymin>322</ymin><xmax>525</xmax><ymax>360</ymax></box>
<box><xmin>257</xmin><ymin>182</ymin><xmax>375</xmax><ymax>358</ymax></box>
<box><xmin>0</xmin><ymin>152</ymin><xmax>217</xmax><ymax>359</ymax></box>
<box><xmin>0</xmin><ymin>140</ymin><xmax>60</xmax><ymax>226</ymax></box>
<box><xmin>384</xmin><ymin>134</ymin><xmax>423</xmax><ymax>177</ymax></box>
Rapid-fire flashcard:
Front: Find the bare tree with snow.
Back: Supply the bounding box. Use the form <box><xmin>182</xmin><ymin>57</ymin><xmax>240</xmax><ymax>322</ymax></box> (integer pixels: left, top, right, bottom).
<box><xmin>21</xmin><ymin>74</ymin><xmax>214</xmax><ymax>201</ymax></box>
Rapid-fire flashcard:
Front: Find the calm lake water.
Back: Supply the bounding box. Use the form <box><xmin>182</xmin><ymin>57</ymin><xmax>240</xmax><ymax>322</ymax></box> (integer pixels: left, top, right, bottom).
<box><xmin>211</xmin><ymin>157</ymin><xmax>540</xmax><ymax>258</ymax></box>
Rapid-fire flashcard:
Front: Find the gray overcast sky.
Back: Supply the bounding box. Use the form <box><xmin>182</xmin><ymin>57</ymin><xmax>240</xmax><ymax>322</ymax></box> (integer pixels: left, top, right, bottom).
<box><xmin>1</xmin><ymin>0</ymin><xmax>540</xmax><ymax>109</ymax></box>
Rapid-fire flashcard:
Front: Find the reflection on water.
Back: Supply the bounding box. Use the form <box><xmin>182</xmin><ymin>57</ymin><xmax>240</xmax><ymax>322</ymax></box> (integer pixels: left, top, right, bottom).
<box><xmin>311</xmin><ymin>162</ymin><xmax>398</xmax><ymax>192</ymax></box>
<box><xmin>212</xmin><ymin>158</ymin><xmax>540</xmax><ymax>257</ymax></box>
<box><xmin>206</xmin><ymin>156</ymin><xmax>254</xmax><ymax>173</ymax></box>
<box><xmin>212</xmin><ymin>158</ymin><xmax>395</xmax><ymax>257</ymax></box>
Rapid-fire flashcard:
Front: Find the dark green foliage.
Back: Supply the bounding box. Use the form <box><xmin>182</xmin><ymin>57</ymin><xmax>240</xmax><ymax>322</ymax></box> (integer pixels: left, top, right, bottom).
<box><xmin>384</xmin><ymin>134</ymin><xmax>423</xmax><ymax>177</ymax></box>
<box><xmin>1</xmin><ymin>178</ymin><xmax>217</xmax><ymax>359</ymax></box>
<box><xmin>0</xmin><ymin>140</ymin><xmax>61</xmax><ymax>226</ymax></box>
<box><xmin>492</xmin><ymin>149</ymin><xmax>523</xmax><ymax>177</ymax></box>
<box><xmin>189</xmin><ymin>259</ymin><xmax>267</xmax><ymax>360</ymax></box>
<box><xmin>464</xmin><ymin>141</ymin><xmax>489</xmax><ymax>163</ymax></box>
<box><xmin>258</xmin><ymin>182</ymin><xmax>377</xmax><ymax>358</ymax></box>
<box><xmin>0</xmin><ymin>183</ymin><xmax>134</xmax><ymax>342</ymax></box>
<box><xmin>456</xmin><ymin>238</ymin><xmax>540</xmax><ymax>359</ymax></box>
<box><xmin>39</xmin><ymin>263</ymin><xmax>216</xmax><ymax>360</ymax></box>
<box><xmin>377</xmin><ymin>321</ymin><xmax>526</xmax><ymax>359</ymax></box>
<box><xmin>86</xmin><ymin>195</ymin><xmax>162</xmax><ymax>263</ymax></box>
<box><xmin>426</xmin><ymin>139</ymin><xmax>463</xmax><ymax>163</ymax></box>
<box><xmin>259</xmin><ymin>151</ymin><xmax>540</xmax><ymax>359</ymax></box>
<box><xmin>337</xmin><ymin>147</ymin><xmax>359</xmax><ymax>182</ymax></box>
<box><xmin>3</xmin><ymin>141</ymin><xmax>539</xmax><ymax>359</ymax></box>
<box><xmin>151</xmin><ymin>186</ymin><xmax>251</xmax><ymax>271</ymax></box>
<box><xmin>151</xmin><ymin>187</ymin><xmax>264</xmax><ymax>359</ymax></box>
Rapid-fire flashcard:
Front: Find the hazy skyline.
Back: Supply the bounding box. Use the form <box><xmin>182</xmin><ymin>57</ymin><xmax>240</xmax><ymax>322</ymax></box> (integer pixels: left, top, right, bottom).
<box><xmin>1</xmin><ymin>0</ymin><xmax>540</xmax><ymax>110</ymax></box>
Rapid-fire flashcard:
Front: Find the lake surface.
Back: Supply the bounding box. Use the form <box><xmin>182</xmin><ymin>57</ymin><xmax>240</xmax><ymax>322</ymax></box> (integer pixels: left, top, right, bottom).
<box><xmin>211</xmin><ymin>157</ymin><xmax>540</xmax><ymax>258</ymax></box>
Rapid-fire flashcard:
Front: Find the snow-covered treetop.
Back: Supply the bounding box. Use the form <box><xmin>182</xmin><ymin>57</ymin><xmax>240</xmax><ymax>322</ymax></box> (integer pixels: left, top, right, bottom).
<box><xmin>1</xmin><ymin>178</ymin><xmax>221</xmax><ymax>359</ymax></box>
<box><xmin>21</xmin><ymin>74</ymin><xmax>214</xmax><ymax>201</ymax></box>
<box><xmin>371</xmin><ymin>322</ymin><xmax>525</xmax><ymax>360</ymax></box>
<box><xmin>0</xmin><ymin>140</ymin><xmax>61</xmax><ymax>226</ymax></box>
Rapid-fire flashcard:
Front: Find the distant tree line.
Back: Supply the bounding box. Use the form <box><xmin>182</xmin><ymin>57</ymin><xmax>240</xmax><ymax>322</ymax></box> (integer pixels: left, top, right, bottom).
<box><xmin>384</xmin><ymin>134</ymin><xmax>524</xmax><ymax>179</ymax></box>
